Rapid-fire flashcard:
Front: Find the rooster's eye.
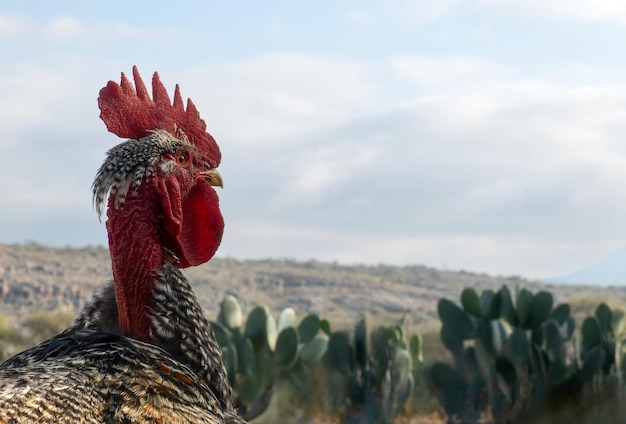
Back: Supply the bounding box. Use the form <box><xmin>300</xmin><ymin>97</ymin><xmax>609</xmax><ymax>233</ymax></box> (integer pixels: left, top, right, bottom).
<box><xmin>176</xmin><ymin>154</ymin><xmax>188</xmax><ymax>167</ymax></box>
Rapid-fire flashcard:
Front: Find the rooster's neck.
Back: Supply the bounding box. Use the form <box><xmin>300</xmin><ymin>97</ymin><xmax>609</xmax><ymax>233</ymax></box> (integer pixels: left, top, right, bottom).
<box><xmin>106</xmin><ymin>191</ymin><xmax>163</xmax><ymax>342</ymax></box>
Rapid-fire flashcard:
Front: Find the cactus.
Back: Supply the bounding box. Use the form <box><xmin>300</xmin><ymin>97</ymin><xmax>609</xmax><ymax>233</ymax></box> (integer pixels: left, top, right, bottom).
<box><xmin>440</xmin><ymin>324</ymin><xmax>464</xmax><ymax>352</ymax></box>
<box><xmin>218</xmin><ymin>294</ymin><xmax>243</xmax><ymax>330</ymax></box>
<box><xmin>408</xmin><ymin>333</ymin><xmax>429</xmax><ymax>415</ymax></box>
<box><xmin>298</xmin><ymin>313</ymin><xmax>321</xmax><ymax>344</ymax></box>
<box><xmin>370</xmin><ymin>326</ymin><xmax>391</xmax><ymax>384</ymax></box>
<box><xmin>582</xmin><ymin>316</ymin><xmax>603</xmax><ymax>352</ymax></box>
<box><xmin>579</xmin><ymin>303</ymin><xmax>624</xmax><ymax>379</ymax></box>
<box><xmin>387</xmin><ymin>349</ymin><xmax>413</xmax><ymax>417</ymax></box>
<box><xmin>461</xmin><ymin>287</ymin><xmax>481</xmax><ymax>317</ymax></box>
<box><xmin>528</xmin><ymin>291</ymin><xmax>553</xmax><ymax>329</ymax></box>
<box><xmin>212</xmin><ymin>296</ymin><xmax>328</xmax><ymax>419</ymax></box>
<box><xmin>431</xmin><ymin>285</ymin><xmax>626</xmax><ymax>424</ymax></box>
<box><xmin>355</xmin><ymin>318</ymin><xmax>368</xmax><ymax>373</ymax></box>
<box><xmin>544</xmin><ymin>319</ymin><xmax>562</xmax><ymax>361</ymax></box>
<box><xmin>500</xmin><ymin>285</ymin><xmax>517</xmax><ymax>326</ymax></box>
<box><xmin>480</xmin><ymin>289</ymin><xmax>502</xmax><ymax>319</ymax></box>
<box><xmin>559</xmin><ymin>316</ymin><xmax>575</xmax><ymax>340</ymax></box>
<box><xmin>438</xmin><ymin>298</ymin><xmax>474</xmax><ymax>339</ymax></box>
<box><xmin>595</xmin><ymin>303</ymin><xmax>612</xmax><ymax>337</ymax></box>
<box><xmin>550</xmin><ymin>303</ymin><xmax>570</xmax><ymax>325</ymax></box>
<box><xmin>409</xmin><ymin>334</ymin><xmax>423</xmax><ymax>364</ymax></box>
<box><xmin>210</xmin><ymin>320</ymin><xmax>231</xmax><ymax>347</ymax></box>
<box><xmin>581</xmin><ymin>346</ymin><xmax>605</xmax><ymax>380</ymax></box>
<box><xmin>324</xmin><ymin>320</ymin><xmax>417</xmax><ymax>423</ymax></box>
<box><xmin>611</xmin><ymin>309</ymin><xmax>625</xmax><ymax>335</ymax></box>
<box><xmin>326</xmin><ymin>331</ymin><xmax>354</xmax><ymax>375</ymax></box>
<box><xmin>476</xmin><ymin>319</ymin><xmax>508</xmax><ymax>355</ymax></box>
<box><xmin>515</xmin><ymin>288</ymin><xmax>533</xmax><ymax>328</ymax></box>
<box><xmin>277</xmin><ymin>307</ymin><xmax>296</xmax><ymax>332</ymax></box>
<box><xmin>245</xmin><ymin>305</ymin><xmax>277</xmax><ymax>351</ymax></box>
<box><xmin>509</xmin><ymin>328</ymin><xmax>529</xmax><ymax>367</ymax></box>
<box><xmin>239</xmin><ymin>351</ymin><xmax>272</xmax><ymax>404</ymax></box>
<box><xmin>301</xmin><ymin>334</ymin><xmax>329</xmax><ymax>363</ymax></box>
<box><xmin>429</xmin><ymin>363</ymin><xmax>467</xmax><ymax>416</ymax></box>
<box><xmin>212</xmin><ymin>290</ymin><xmax>625</xmax><ymax>423</ymax></box>
<box><xmin>320</xmin><ymin>318</ymin><xmax>331</xmax><ymax>335</ymax></box>
<box><xmin>224</xmin><ymin>343</ymin><xmax>238</xmax><ymax>380</ymax></box>
<box><xmin>390</xmin><ymin>348</ymin><xmax>412</xmax><ymax>387</ymax></box>
<box><xmin>273</xmin><ymin>326</ymin><xmax>299</xmax><ymax>368</ymax></box>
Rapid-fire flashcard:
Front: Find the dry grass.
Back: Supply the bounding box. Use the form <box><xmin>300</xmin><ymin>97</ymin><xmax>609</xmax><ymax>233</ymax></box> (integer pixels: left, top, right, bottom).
<box><xmin>567</xmin><ymin>293</ymin><xmax>626</xmax><ymax>323</ymax></box>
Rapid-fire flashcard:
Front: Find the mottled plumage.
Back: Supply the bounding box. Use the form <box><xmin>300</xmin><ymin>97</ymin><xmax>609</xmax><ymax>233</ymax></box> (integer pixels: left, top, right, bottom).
<box><xmin>0</xmin><ymin>68</ymin><xmax>243</xmax><ymax>423</ymax></box>
<box><xmin>0</xmin><ymin>331</ymin><xmax>225</xmax><ymax>423</ymax></box>
<box><xmin>68</xmin><ymin>262</ymin><xmax>233</xmax><ymax>412</ymax></box>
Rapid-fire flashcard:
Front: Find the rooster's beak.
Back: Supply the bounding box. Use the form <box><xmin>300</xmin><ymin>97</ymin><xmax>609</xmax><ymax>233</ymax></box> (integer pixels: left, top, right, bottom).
<box><xmin>202</xmin><ymin>169</ymin><xmax>223</xmax><ymax>188</ymax></box>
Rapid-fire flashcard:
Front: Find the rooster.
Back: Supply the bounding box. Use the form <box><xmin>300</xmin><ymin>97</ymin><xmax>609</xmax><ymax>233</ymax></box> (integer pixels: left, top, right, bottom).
<box><xmin>0</xmin><ymin>67</ymin><xmax>245</xmax><ymax>423</ymax></box>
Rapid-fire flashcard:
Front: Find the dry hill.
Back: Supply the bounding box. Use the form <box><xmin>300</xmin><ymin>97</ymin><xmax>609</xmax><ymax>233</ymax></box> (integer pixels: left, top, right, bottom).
<box><xmin>2</xmin><ymin>242</ymin><xmax>625</xmax><ymax>335</ymax></box>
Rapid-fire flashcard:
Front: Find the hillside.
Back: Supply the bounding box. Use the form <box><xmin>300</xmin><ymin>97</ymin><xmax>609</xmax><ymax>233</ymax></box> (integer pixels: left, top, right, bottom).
<box><xmin>2</xmin><ymin>242</ymin><xmax>626</xmax><ymax>334</ymax></box>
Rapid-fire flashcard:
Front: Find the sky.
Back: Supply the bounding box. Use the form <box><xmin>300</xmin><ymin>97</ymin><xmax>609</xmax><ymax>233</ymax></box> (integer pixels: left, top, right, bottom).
<box><xmin>3</xmin><ymin>1</ymin><xmax>626</xmax><ymax>279</ymax></box>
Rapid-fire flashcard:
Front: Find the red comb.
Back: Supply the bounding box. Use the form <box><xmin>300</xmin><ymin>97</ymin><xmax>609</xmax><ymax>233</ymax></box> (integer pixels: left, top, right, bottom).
<box><xmin>98</xmin><ymin>66</ymin><xmax>221</xmax><ymax>167</ymax></box>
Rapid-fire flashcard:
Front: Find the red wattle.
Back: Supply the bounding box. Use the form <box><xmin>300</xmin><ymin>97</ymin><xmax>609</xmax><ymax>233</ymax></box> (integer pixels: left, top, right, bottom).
<box><xmin>179</xmin><ymin>180</ymin><xmax>224</xmax><ymax>267</ymax></box>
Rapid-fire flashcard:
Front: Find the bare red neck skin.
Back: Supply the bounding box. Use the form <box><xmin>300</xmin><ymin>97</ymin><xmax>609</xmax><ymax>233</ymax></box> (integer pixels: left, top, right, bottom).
<box><xmin>105</xmin><ymin>174</ymin><xmax>223</xmax><ymax>342</ymax></box>
<box><xmin>106</xmin><ymin>184</ymin><xmax>163</xmax><ymax>341</ymax></box>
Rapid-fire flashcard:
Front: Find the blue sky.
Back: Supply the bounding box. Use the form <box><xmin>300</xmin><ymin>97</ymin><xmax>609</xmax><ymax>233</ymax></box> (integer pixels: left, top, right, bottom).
<box><xmin>3</xmin><ymin>0</ymin><xmax>626</xmax><ymax>279</ymax></box>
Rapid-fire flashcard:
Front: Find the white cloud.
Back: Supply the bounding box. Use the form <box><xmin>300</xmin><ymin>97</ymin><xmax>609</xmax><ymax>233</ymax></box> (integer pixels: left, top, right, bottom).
<box><xmin>0</xmin><ymin>67</ymin><xmax>71</xmax><ymax>135</ymax></box>
<box><xmin>0</xmin><ymin>174</ymin><xmax>85</xmax><ymax>212</ymax></box>
<box><xmin>498</xmin><ymin>0</ymin><xmax>626</xmax><ymax>24</ymax></box>
<box><xmin>389</xmin><ymin>56</ymin><xmax>505</xmax><ymax>86</ymax></box>
<box><xmin>387</xmin><ymin>0</ymin><xmax>469</xmax><ymax>22</ymax></box>
<box><xmin>346</xmin><ymin>10</ymin><xmax>372</xmax><ymax>24</ymax></box>
<box><xmin>0</xmin><ymin>14</ymin><xmax>31</xmax><ymax>39</ymax></box>
<box><xmin>453</xmin><ymin>179</ymin><xmax>525</xmax><ymax>216</ymax></box>
<box><xmin>42</xmin><ymin>16</ymin><xmax>85</xmax><ymax>39</ymax></box>
<box><xmin>385</xmin><ymin>0</ymin><xmax>626</xmax><ymax>25</ymax></box>
<box><xmin>179</xmin><ymin>54</ymin><xmax>379</xmax><ymax>146</ymax></box>
<box><xmin>398</xmin><ymin>79</ymin><xmax>626</xmax><ymax>234</ymax></box>
<box><xmin>0</xmin><ymin>13</ymin><xmax>183</xmax><ymax>45</ymax></box>
<box><xmin>278</xmin><ymin>143</ymin><xmax>380</xmax><ymax>203</ymax></box>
